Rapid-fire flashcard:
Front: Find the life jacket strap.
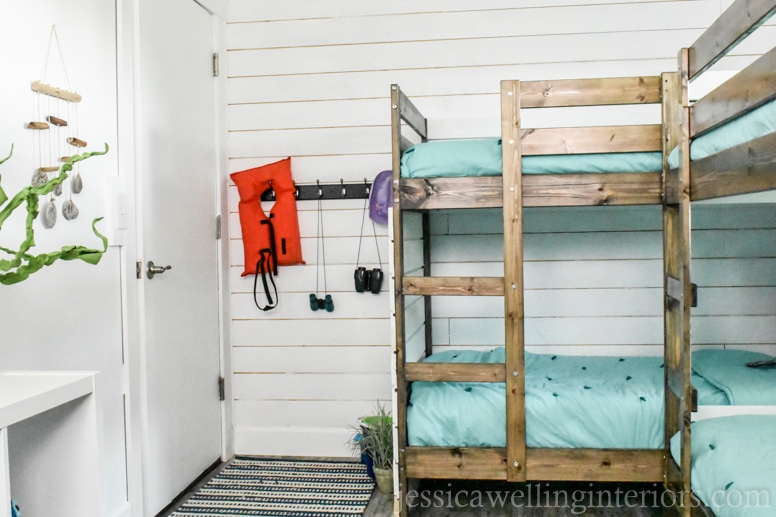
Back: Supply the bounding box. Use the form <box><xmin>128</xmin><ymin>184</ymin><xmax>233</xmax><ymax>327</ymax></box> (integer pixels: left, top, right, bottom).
<box><xmin>253</xmin><ymin>248</ymin><xmax>278</xmax><ymax>311</ymax></box>
<box><xmin>260</xmin><ymin>216</ymin><xmax>278</xmax><ymax>275</ymax></box>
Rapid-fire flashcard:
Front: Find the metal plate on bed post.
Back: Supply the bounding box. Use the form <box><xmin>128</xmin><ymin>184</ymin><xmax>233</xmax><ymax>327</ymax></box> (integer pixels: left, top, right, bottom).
<box><xmin>666</xmin><ymin>275</ymin><xmax>682</xmax><ymax>302</ymax></box>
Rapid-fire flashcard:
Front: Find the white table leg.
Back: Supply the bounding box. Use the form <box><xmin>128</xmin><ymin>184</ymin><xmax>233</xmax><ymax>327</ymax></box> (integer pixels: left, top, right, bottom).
<box><xmin>0</xmin><ymin>427</ymin><xmax>11</xmax><ymax>517</ymax></box>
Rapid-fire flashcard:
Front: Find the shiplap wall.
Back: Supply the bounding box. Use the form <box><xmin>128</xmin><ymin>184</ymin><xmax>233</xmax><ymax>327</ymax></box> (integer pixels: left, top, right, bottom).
<box><xmin>424</xmin><ymin>205</ymin><xmax>776</xmax><ymax>357</ymax></box>
<box><xmin>226</xmin><ymin>0</ymin><xmax>775</xmax><ymax>457</ymax></box>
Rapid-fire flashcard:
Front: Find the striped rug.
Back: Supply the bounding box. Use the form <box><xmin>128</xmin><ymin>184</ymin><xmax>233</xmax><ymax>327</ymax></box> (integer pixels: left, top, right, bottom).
<box><xmin>170</xmin><ymin>457</ymin><xmax>376</xmax><ymax>517</ymax></box>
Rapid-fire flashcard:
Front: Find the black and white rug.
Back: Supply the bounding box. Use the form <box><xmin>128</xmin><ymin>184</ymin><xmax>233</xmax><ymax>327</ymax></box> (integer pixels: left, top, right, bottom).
<box><xmin>170</xmin><ymin>457</ymin><xmax>376</xmax><ymax>517</ymax></box>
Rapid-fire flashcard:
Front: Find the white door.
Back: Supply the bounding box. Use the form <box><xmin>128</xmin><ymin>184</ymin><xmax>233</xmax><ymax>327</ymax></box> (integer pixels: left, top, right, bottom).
<box><xmin>136</xmin><ymin>0</ymin><xmax>222</xmax><ymax>513</ymax></box>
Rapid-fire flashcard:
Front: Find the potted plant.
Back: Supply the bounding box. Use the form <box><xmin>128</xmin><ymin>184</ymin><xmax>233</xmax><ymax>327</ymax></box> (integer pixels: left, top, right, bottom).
<box><xmin>351</xmin><ymin>401</ymin><xmax>393</xmax><ymax>494</ymax></box>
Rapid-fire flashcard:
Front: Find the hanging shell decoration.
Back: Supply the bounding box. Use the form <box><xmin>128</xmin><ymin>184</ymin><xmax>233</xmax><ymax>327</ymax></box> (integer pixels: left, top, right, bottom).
<box><xmin>71</xmin><ymin>172</ymin><xmax>83</xmax><ymax>194</ymax></box>
<box><xmin>0</xmin><ymin>144</ymin><xmax>110</xmax><ymax>285</ymax></box>
<box><xmin>53</xmin><ymin>182</ymin><xmax>63</xmax><ymax>196</ymax></box>
<box><xmin>31</xmin><ymin>170</ymin><xmax>49</xmax><ymax>187</ymax></box>
<box><xmin>41</xmin><ymin>199</ymin><xmax>58</xmax><ymax>228</ymax></box>
<box><xmin>62</xmin><ymin>199</ymin><xmax>79</xmax><ymax>220</ymax></box>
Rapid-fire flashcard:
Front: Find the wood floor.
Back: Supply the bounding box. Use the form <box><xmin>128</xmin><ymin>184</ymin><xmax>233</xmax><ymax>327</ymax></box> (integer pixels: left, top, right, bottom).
<box><xmin>364</xmin><ymin>479</ymin><xmax>680</xmax><ymax>516</ymax></box>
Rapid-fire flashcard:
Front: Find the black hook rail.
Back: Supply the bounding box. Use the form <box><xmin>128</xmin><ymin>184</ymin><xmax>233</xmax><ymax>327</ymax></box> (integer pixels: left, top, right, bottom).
<box><xmin>260</xmin><ymin>179</ymin><xmax>372</xmax><ymax>202</ymax></box>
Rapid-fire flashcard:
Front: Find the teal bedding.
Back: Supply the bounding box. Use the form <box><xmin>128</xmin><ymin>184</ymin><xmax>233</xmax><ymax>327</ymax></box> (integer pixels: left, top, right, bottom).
<box><xmin>400</xmin><ymin>138</ymin><xmax>662</xmax><ymax>178</ymax></box>
<box><xmin>693</xmin><ymin>349</ymin><xmax>776</xmax><ymax>405</ymax></box>
<box><xmin>400</xmin><ymin>98</ymin><xmax>776</xmax><ymax>178</ymax></box>
<box><xmin>409</xmin><ymin>348</ymin><xmax>715</xmax><ymax>448</ymax></box>
<box><xmin>407</xmin><ymin>348</ymin><xmax>775</xmax><ymax>449</ymax></box>
<box><xmin>670</xmin><ymin>416</ymin><xmax>776</xmax><ymax>517</ymax></box>
<box><xmin>667</xmin><ymin>97</ymin><xmax>776</xmax><ymax>168</ymax></box>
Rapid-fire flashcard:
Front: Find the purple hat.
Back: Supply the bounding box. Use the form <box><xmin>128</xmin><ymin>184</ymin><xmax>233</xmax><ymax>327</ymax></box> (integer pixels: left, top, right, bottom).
<box><xmin>369</xmin><ymin>170</ymin><xmax>392</xmax><ymax>225</ymax></box>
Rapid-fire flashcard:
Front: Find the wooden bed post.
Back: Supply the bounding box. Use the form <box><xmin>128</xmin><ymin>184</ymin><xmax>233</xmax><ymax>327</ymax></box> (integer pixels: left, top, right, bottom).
<box><xmin>391</xmin><ymin>84</ymin><xmax>429</xmax><ymax>516</ymax></box>
<box><xmin>662</xmin><ymin>58</ymin><xmax>692</xmax><ymax>517</ymax></box>
<box><xmin>390</xmin><ymin>84</ymin><xmax>409</xmax><ymax>517</ymax></box>
<box><xmin>501</xmin><ymin>79</ymin><xmax>526</xmax><ymax>483</ymax></box>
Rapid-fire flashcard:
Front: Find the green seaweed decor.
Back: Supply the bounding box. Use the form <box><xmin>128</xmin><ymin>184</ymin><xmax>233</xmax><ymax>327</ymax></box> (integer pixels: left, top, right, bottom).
<box><xmin>0</xmin><ymin>143</ymin><xmax>109</xmax><ymax>285</ymax></box>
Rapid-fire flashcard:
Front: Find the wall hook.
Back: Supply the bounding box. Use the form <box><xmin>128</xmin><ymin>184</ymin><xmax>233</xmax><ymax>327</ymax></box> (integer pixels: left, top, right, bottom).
<box><xmin>364</xmin><ymin>178</ymin><xmax>370</xmax><ymax>196</ymax></box>
<box><xmin>340</xmin><ymin>178</ymin><xmax>346</xmax><ymax>197</ymax></box>
<box><xmin>317</xmin><ymin>179</ymin><xmax>322</xmax><ymax>198</ymax></box>
<box><xmin>293</xmin><ymin>181</ymin><xmax>299</xmax><ymax>198</ymax></box>
<box><xmin>269</xmin><ymin>180</ymin><xmax>276</xmax><ymax>198</ymax></box>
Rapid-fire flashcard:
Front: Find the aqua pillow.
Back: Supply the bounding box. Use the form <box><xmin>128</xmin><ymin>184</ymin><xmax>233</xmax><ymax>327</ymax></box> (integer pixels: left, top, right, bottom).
<box><xmin>401</xmin><ymin>138</ymin><xmax>502</xmax><ymax>178</ymax></box>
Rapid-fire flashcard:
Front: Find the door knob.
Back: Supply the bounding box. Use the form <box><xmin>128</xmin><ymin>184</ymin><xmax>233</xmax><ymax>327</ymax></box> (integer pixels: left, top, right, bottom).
<box><xmin>147</xmin><ymin>261</ymin><xmax>172</xmax><ymax>279</ymax></box>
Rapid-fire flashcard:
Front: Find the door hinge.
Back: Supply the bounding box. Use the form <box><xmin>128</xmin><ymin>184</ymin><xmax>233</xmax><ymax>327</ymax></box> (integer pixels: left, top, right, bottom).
<box><xmin>215</xmin><ymin>214</ymin><xmax>222</xmax><ymax>240</ymax></box>
<box><xmin>136</xmin><ymin>261</ymin><xmax>142</xmax><ymax>279</ymax></box>
<box><xmin>218</xmin><ymin>377</ymin><xmax>225</xmax><ymax>401</ymax></box>
<box><xmin>212</xmin><ymin>53</ymin><xmax>219</xmax><ymax>77</ymax></box>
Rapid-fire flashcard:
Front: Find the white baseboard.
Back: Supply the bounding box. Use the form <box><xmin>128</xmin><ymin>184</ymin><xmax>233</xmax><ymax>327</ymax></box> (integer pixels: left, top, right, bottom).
<box><xmin>235</xmin><ymin>426</ymin><xmax>356</xmax><ymax>458</ymax></box>
<box><xmin>105</xmin><ymin>501</ymin><xmax>132</xmax><ymax>517</ymax></box>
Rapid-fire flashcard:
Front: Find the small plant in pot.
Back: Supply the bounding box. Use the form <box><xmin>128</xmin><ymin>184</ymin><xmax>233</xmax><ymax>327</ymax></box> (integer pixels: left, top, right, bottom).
<box><xmin>351</xmin><ymin>401</ymin><xmax>393</xmax><ymax>494</ymax></box>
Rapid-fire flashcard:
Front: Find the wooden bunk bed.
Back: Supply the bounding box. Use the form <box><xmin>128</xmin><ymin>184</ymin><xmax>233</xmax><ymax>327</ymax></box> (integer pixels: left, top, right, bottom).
<box><xmin>390</xmin><ymin>75</ymin><xmax>673</xmax><ymax>516</ymax></box>
<box><xmin>664</xmin><ymin>0</ymin><xmax>776</xmax><ymax>516</ymax></box>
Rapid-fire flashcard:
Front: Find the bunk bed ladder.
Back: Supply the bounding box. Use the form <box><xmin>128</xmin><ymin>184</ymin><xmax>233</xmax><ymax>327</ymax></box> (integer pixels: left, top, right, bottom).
<box><xmin>501</xmin><ymin>80</ymin><xmax>527</xmax><ymax>483</ymax></box>
<box><xmin>662</xmin><ymin>65</ymin><xmax>693</xmax><ymax>517</ymax></box>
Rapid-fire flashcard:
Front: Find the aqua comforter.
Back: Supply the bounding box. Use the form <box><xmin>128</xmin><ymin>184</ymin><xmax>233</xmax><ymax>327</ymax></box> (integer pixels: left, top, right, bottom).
<box><xmin>670</xmin><ymin>416</ymin><xmax>776</xmax><ymax>517</ymax></box>
<box><xmin>400</xmin><ymin>138</ymin><xmax>662</xmax><ymax>178</ymax></box>
<box><xmin>400</xmin><ymin>98</ymin><xmax>776</xmax><ymax>178</ymax></box>
<box><xmin>407</xmin><ymin>348</ymin><xmax>775</xmax><ymax>448</ymax></box>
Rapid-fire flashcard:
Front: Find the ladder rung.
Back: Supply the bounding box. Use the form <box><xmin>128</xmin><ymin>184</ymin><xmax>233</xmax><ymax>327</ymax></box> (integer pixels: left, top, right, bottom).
<box><xmin>406</xmin><ymin>362</ymin><xmax>506</xmax><ymax>382</ymax></box>
<box><xmin>402</xmin><ymin>276</ymin><xmax>505</xmax><ymax>296</ymax></box>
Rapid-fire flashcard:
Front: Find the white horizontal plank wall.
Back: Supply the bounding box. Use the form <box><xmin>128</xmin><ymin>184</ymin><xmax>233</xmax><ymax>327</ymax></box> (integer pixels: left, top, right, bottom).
<box><xmin>429</xmin><ymin>205</ymin><xmax>776</xmax><ymax>357</ymax></box>
<box><xmin>225</xmin><ymin>0</ymin><xmax>767</xmax><ymax>457</ymax></box>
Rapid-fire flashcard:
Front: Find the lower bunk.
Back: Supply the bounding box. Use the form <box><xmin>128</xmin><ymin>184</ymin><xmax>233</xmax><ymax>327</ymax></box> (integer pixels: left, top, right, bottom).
<box><xmin>670</xmin><ymin>413</ymin><xmax>776</xmax><ymax>517</ymax></box>
<box><xmin>403</xmin><ymin>348</ymin><xmax>776</xmax><ymax>483</ymax></box>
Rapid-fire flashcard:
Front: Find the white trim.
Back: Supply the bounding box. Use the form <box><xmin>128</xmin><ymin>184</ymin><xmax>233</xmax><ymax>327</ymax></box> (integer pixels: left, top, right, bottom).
<box><xmin>115</xmin><ymin>0</ymin><xmax>146</xmax><ymax>515</ymax></box>
<box><xmin>0</xmin><ymin>428</ymin><xmax>11</xmax><ymax>517</ymax></box>
<box><xmin>119</xmin><ymin>0</ymin><xmax>228</xmax><ymax>513</ymax></box>
<box><xmin>106</xmin><ymin>502</ymin><xmax>133</xmax><ymax>517</ymax></box>
<box><xmin>211</xmin><ymin>8</ymin><xmax>235</xmax><ymax>462</ymax></box>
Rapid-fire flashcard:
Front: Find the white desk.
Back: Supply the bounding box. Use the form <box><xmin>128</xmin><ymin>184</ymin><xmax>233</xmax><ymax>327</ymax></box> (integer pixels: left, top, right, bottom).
<box><xmin>0</xmin><ymin>372</ymin><xmax>100</xmax><ymax>517</ymax></box>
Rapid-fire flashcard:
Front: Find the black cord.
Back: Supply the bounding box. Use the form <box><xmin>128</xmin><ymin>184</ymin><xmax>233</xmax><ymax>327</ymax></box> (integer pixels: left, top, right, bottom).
<box><xmin>319</xmin><ymin>195</ymin><xmax>328</xmax><ymax>294</ymax></box>
<box><xmin>315</xmin><ymin>193</ymin><xmax>329</xmax><ymax>297</ymax></box>
<box><xmin>356</xmin><ymin>196</ymin><xmax>368</xmax><ymax>268</ymax></box>
<box><xmin>372</xmin><ymin>218</ymin><xmax>382</xmax><ymax>269</ymax></box>
<box><xmin>315</xmin><ymin>195</ymin><xmax>321</xmax><ymax>297</ymax></box>
<box><xmin>357</xmin><ymin>195</ymin><xmax>382</xmax><ymax>269</ymax></box>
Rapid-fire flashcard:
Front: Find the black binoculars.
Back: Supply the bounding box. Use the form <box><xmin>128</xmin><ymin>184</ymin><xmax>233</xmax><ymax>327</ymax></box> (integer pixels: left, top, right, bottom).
<box><xmin>309</xmin><ymin>293</ymin><xmax>334</xmax><ymax>312</ymax></box>
<box><xmin>354</xmin><ymin>267</ymin><xmax>383</xmax><ymax>294</ymax></box>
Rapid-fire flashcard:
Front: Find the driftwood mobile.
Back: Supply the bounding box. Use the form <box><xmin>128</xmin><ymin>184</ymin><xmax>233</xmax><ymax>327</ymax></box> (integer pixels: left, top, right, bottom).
<box><xmin>389</xmin><ymin>0</ymin><xmax>776</xmax><ymax>515</ymax></box>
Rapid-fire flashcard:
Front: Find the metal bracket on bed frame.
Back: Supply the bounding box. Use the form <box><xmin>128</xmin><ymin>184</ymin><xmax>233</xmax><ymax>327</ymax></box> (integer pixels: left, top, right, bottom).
<box><xmin>666</xmin><ymin>276</ymin><xmax>698</xmax><ymax>307</ymax></box>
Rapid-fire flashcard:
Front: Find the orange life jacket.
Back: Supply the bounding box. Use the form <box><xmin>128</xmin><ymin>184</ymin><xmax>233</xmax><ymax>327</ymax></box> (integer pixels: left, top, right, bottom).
<box><xmin>231</xmin><ymin>157</ymin><xmax>304</xmax><ymax>309</ymax></box>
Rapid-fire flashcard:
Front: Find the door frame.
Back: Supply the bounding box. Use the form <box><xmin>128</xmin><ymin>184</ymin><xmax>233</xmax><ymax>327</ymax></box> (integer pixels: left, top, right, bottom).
<box><xmin>116</xmin><ymin>1</ymin><xmax>232</xmax><ymax>515</ymax></box>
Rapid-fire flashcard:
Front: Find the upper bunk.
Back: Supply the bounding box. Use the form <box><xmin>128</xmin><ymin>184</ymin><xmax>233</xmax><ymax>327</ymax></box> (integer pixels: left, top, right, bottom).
<box><xmin>669</xmin><ymin>0</ymin><xmax>776</xmax><ymax>202</ymax></box>
<box><xmin>392</xmin><ymin>75</ymin><xmax>669</xmax><ymax>210</ymax></box>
